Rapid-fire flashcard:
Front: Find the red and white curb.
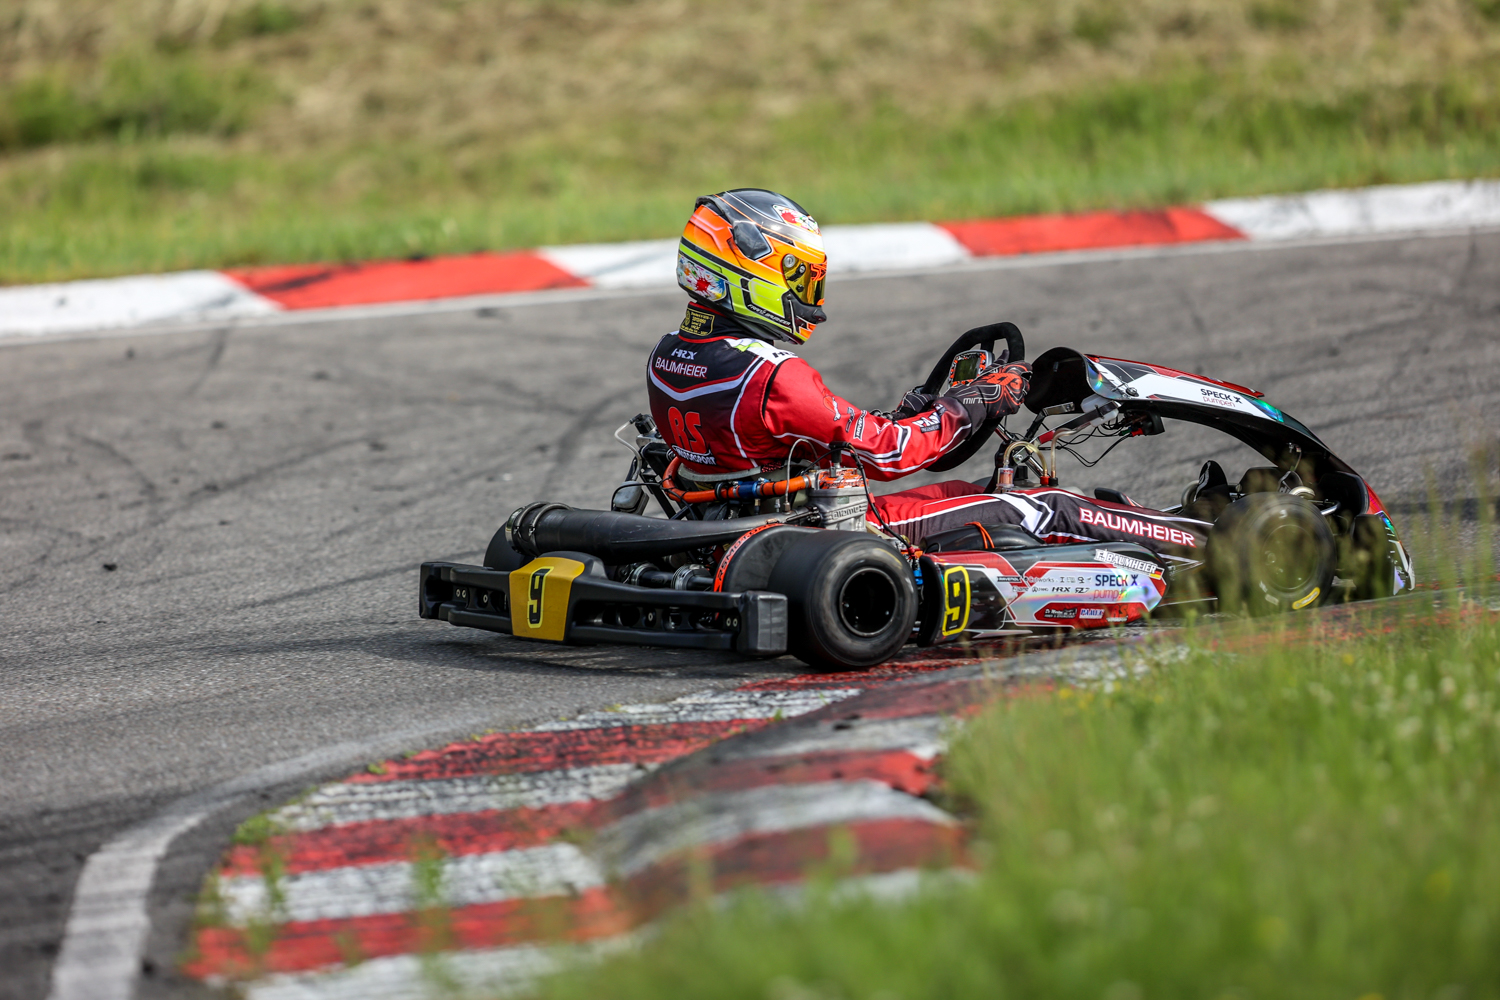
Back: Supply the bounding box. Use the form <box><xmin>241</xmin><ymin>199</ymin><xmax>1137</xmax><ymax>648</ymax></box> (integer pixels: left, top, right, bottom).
<box><xmin>175</xmin><ymin>646</ymin><xmax>1147</xmax><ymax>1000</ymax></box>
<box><xmin>5</xmin><ymin>179</ymin><xmax>1497</xmax><ymax>340</ymax></box>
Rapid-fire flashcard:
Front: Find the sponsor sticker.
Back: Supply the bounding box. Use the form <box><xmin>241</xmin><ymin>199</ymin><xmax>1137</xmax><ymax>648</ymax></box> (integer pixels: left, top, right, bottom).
<box><xmin>677</xmin><ymin>256</ymin><xmax>728</xmax><ymax>302</ymax></box>
<box><xmin>654</xmin><ymin>356</ymin><xmax>709</xmax><ymax>379</ymax></box>
<box><xmin>1093</xmin><ymin>548</ymin><xmax>1161</xmax><ymax>575</ymax></box>
<box><xmin>671</xmin><ymin>445</ymin><xmax>717</xmax><ymax>465</ymax></box>
<box><xmin>774</xmin><ymin>205</ymin><xmax>821</xmax><ymax>235</ymax></box>
<box><xmin>1079</xmin><ymin>507</ymin><xmax>1198</xmax><ymax>548</ymax></box>
<box><xmin>941</xmin><ymin>566</ymin><xmax>971</xmax><ymax>637</ymax></box>
<box><xmin>1199</xmin><ymin>386</ymin><xmax>1239</xmax><ymax>408</ymax></box>
<box><xmin>679</xmin><ymin>308</ymin><xmax>715</xmax><ymax>336</ymax></box>
<box><xmin>1078</xmin><ymin>607</ymin><xmax>1105</xmax><ymax>619</ymax></box>
<box><xmin>1093</xmin><ymin>571</ymin><xmax>1140</xmax><ymax>589</ymax></box>
<box><xmin>913</xmin><ymin>411</ymin><xmax>943</xmax><ymax>433</ymax></box>
<box><xmin>1042</xmin><ymin>605</ymin><xmax>1077</xmax><ymax>620</ymax></box>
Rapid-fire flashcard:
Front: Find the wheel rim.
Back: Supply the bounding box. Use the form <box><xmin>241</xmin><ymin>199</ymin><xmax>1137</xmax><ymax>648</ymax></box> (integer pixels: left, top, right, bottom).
<box><xmin>837</xmin><ymin>568</ymin><xmax>899</xmax><ymax>637</ymax></box>
<box><xmin>1262</xmin><ymin>521</ymin><xmax>1317</xmax><ymax>592</ymax></box>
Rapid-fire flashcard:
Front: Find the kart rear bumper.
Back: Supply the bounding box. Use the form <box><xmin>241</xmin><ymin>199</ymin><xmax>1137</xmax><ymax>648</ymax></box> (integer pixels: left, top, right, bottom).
<box><xmin>419</xmin><ymin>559</ymin><xmax>788</xmax><ymax>656</ymax></box>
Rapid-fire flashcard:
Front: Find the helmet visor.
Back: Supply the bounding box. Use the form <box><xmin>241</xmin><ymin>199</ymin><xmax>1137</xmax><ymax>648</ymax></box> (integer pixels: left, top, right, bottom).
<box><xmin>780</xmin><ymin>252</ymin><xmax>826</xmax><ymax>306</ymax></box>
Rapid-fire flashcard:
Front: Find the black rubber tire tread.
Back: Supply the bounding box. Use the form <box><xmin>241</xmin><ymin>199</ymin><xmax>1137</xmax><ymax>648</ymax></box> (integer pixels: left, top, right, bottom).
<box><xmin>765</xmin><ymin>531</ymin><xmax>918</xmax><ymax>670</ymax></box>
<box><xmin>1209</xmin><ymin>493</ymin><xmax>1336</xmax><ymax>615</ymax></box>
<box><xmin>716</xmin><ymin>525</ymin><xmax>824</xmax><ymax>593</ymax></box>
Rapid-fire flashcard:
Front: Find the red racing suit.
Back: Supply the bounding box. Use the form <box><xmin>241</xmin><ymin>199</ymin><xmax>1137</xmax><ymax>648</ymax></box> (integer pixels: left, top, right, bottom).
<box><xmin>647</xmin><ymin>304</ymin><xmax>1209</xmax><ymax>561</ymax></box>
<box><xmin>647</xmin><ymin>304</ymin><xmax>977</xmax><ymax>482</ymax></box>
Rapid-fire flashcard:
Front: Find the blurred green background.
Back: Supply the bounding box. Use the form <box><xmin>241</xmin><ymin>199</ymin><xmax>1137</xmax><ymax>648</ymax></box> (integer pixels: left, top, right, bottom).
<box><xmin>2</xmin><ymin>0</ymin><xmax>1497</xmax><ymax>282</ymax></box>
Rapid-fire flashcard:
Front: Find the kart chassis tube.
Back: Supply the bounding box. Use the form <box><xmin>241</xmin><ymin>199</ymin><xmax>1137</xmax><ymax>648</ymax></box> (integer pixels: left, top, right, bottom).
<box><xmin>420</xmin><ymin>561</ymin><xmax>788</xmax><ymax>655</ymax></box>
<box><xmin>508</xmin><ymin>503</ymin><xmax>792</xmax><ymax>561</ymax></box>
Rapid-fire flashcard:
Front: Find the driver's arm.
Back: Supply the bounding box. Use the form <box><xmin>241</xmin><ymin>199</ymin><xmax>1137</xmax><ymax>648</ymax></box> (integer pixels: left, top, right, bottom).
<box><xmin>759</xmin><ymin>358</ymin><xmax>980</xmax><ymax>481</ymax></box>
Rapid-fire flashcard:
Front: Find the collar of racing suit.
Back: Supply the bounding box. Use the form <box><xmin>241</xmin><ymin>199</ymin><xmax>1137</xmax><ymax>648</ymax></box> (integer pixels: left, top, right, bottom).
<box><xmin>679</xmin><ymin>302</ymin><xmax>780</xmax><ymax>344</ymax></box>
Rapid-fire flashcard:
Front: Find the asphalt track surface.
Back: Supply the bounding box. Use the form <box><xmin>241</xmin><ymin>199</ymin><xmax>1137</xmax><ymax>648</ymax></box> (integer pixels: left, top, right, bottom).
<box><xmin>2</xmin><ymin>231</ymin><xmax>1498</xmax><ymax>999</ymax></box>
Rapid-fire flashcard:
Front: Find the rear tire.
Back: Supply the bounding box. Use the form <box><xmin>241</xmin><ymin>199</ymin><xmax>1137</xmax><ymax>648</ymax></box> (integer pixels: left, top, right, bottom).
<box><xmin>766</xmin><ymin>532</ymin><xmax>918</xmax><ymax>670</ymax></box>
<box><xmin>1210</xmin><ymin>494</ymin><xmax>1335</xmax><ymax>615</ymax></box>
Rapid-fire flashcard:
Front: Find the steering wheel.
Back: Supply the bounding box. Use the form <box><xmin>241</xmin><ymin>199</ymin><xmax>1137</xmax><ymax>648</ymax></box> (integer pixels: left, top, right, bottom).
<box><xmin>922</xmin><ymin>322</ymin><xmax>1025</xmax><ymax>473</ymax></box>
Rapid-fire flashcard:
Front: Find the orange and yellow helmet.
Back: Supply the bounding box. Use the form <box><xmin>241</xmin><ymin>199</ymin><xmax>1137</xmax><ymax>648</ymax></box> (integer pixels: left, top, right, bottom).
<box><xmin>676</xmin><ymin>189</ymin><xmax>828</xmax><ymax>345</ymax></box>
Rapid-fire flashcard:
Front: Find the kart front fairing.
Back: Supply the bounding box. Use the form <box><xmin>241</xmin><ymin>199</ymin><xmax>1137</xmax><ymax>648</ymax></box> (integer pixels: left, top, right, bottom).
<box><xmin>1018</xmin><ymin>346</ymin><xmax>1414</xmax><ymax>600</ymax></box>
<box><xmin>1025</xmin><ymin>346</ymin><xmax>1351</xmax><ymax>480</ymax></box>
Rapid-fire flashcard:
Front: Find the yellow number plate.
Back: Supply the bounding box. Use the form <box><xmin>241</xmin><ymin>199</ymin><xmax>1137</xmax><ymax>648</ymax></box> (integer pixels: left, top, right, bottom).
<box><xmin>509</xmin><ymin>556</ymin><xmax>585</xmax><ymax>642</ymax></box>
<box><xmin>941</xmin><ymin>565</ymin><xmax>971</xmax><ymax>637</ymax></box>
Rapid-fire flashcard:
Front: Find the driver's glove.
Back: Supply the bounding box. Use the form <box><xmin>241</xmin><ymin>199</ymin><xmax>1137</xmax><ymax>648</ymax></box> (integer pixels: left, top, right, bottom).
<box><xmin>889</xmin><ymin>386</ymin><xmax>937</xmax><ymax>420</ymax></box>
<box><xmin>947</xmin><ymin>361</ymin><xmax>1031</xmax><ymax>425</ymax></box>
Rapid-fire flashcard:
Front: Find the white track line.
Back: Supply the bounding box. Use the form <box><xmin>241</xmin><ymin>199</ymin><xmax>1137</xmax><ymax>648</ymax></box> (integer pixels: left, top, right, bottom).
<box><xmin>537</xmin><ymin>238</ymin><xmax>677</xmax><ymax>290</ymax></box>
<box><xmin>240</xmin><ymin>869</ymin><xmax>948</xmax><ymax>1000</ymax></box>
<box><xmin>822</xmin><ymin>222</ymin><xmax>970</xmax><ymax>273</ymax></box>
<box><xmin>45</xmin><ymin>713</ymin><xmax>499</xmax><ymax>1000</ymax></box>
<box><xmin>219</xmin><ymin>755</ymin><xmax>954</xmax><ymax>929</ymax></box>
<box><xmin>241</xmin><ymin>939</ymin><xmax>633</xmax><ymax>1000</ymax></box>
<box><xmin>531</xmin><ymin>687</ymin><xmax>861</xmax><ymax>730</ymax></box>
<box><xmin>537</xmin><ymin>222</ymin><xmax>968</xmax><ymax>290</ymax></box>
<box><xmin>1206</xmin><ymin>179</ymin><xmax>1500</xmax><ymax>241</ymax></box>
<box><xmin>9</xmin><ymin>179</ymin><xmax>1497</xmax><ymax>347</ymax></box>
<box><xmin>218</xmin><ymin>842</ymin><xmax>603</xmax><ymax>925</ymax></box>
<box><xmin>732</xmin><ymin>713</ymin><xmax>952</xmax><ymax>761</ymax></box>
<box><xmin>9</xmin><ymin>218</ymin><xmax>1499</xmax><ymax>350</ymax></box>
<box><xmin>595</xmin><ymin>779</ymin><xmax>955</xmax><ymax>878</ymax></box>
<box><xmin>0</xmin><ymin>271</ymin><xmax>277</xmax><ymax>337</ymax></box>
<box><xmin>276</xmin><ymin>762</ymin><xmax>651</xmax><ymax>831</ymax></box>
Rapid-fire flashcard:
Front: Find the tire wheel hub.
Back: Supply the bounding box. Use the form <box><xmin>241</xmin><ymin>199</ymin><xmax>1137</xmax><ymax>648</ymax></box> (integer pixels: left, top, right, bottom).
<box><xmin>838</xmin><ymin>568</ymin><xmax>898</xmax><ymax>637</ymax></box>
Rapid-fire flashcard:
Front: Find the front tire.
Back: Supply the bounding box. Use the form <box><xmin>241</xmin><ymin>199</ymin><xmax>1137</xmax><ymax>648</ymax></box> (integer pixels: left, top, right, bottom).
<box><xmin>766</xmin><ymin>532</ymin><xmax>918</xmax><ymax>670</ymax></box>
<box><xmin>1210</xmin><ymin>494</ymin><xmax>1336</xmax><ymax>615</ymax></box>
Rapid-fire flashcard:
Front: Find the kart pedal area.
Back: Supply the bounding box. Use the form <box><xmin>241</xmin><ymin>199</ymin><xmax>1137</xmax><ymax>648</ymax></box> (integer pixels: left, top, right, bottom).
<box><xmin>420</xmin><ymin>552</ymin><xmax>788</xmax><ymax>657</ymax></box>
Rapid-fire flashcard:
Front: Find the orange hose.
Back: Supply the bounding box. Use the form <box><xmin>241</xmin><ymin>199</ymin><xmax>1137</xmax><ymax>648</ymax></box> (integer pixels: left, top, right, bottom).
<box><xmin>678</xmin><ymin>475</ymin><xmax>811</xmax><ymax>504</ymax></box>
<box><xmin>663</xmin><ymin>457</ymin><xmax>811</xmax><ymax>504</ymax></box>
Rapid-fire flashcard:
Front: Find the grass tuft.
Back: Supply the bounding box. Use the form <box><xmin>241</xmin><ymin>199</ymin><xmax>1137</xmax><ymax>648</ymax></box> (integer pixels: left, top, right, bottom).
<box><xmin>0</xmin><ymin>56</ymin><xmax>266</xmax><ymax>152</ymax></box>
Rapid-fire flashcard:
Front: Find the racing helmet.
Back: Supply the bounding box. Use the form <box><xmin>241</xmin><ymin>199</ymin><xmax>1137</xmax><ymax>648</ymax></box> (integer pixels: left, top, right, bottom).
<box><xmin>676</xmin><ymin>188</ymin><xmax>828</xmax><ymax>344</ymax></box>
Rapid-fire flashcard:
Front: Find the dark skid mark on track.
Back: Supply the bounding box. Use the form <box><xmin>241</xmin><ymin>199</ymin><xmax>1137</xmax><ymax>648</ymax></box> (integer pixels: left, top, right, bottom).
<box><xmin>229</xmin><ymin>562</ymin><xmax>419</xmax><ymax>613</ymax></box>
<box><xmin>537</xmin><ymin>384</ymin><xmax>640</xmax><ymax>497</ymax></box>
<box><xmin>184</xmin><ymin>328</ymin><xmax>230</xmax><ymax>399</ymax></box>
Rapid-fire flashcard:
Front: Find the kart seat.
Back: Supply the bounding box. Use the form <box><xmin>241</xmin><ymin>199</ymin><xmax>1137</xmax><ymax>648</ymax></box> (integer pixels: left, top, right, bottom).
<box><xmin>921</xmin><ymin>521</ymin><xmax>1043</xmax><ymax>553</ymax></box>
<box><xmin>1094</xmin><ymin>487</ymin><xmax>1145</xmax><ymax>507</ymax></box>
<box><xmin>1180</xmin><ymin>460</ymin><xmax>1234</xmax><ymax>522</ymax></box>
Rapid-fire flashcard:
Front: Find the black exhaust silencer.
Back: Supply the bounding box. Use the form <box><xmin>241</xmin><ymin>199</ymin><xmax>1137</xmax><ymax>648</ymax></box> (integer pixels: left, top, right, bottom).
<box><xmin>505</xmin><ymin>503</ymin><xmax>783</xmax><ymax>562</ymax></box>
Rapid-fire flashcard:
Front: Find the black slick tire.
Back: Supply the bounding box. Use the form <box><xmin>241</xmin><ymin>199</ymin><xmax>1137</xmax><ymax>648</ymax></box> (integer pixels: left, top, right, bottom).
<box><xmin>1209</xmin><ymin>493</ymin><xmax>1336</xmax><ymax>615</ymax></box>
<box><xmin>765</xmin><ymin>532</ymin><xmax>918</xmax><ymax>670</ymax></box>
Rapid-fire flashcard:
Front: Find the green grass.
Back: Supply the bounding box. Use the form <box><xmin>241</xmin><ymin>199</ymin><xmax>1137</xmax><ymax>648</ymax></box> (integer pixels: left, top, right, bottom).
<box><xmin>3</xmin><ymin>67</ymin><xmax>1498</xmax><ymax>283</ymax></box>
<box><xmin>533</xmin><ymin>593</ymin><xmax>1500</xmax><ymax>996</ymax></box>
<box><xmin>3</xmin><ymin>0</ymin><xmax>1499</xmax><ymax>282</ymax></box>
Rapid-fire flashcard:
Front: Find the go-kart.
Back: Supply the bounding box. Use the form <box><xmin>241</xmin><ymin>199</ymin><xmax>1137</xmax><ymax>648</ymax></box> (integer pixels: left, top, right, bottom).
<box><xmin>419</xmin><ymin>324</ymin><xmax>1415</xmax><ymax>670</ymax></box>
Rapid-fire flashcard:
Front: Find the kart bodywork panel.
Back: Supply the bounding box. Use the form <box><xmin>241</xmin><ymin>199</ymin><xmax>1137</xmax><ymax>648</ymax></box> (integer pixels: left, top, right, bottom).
<box><xmin>918</xmin><ymin>540</ymin><xmax>1168</xmax><ymax>641</ymax></box>
<box><xmin>1028</xmin><ymin>347</ymin><xmax>1346</xmax><ymax>477</ymax></box>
